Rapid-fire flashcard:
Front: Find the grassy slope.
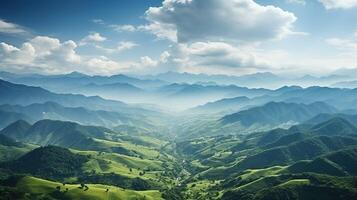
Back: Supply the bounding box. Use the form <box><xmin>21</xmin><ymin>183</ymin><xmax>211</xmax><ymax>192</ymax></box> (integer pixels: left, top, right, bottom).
<box><xmin>0</xmin><ymin>144</ymin><xmax>35</xmax><ymax>162</ymax></box>
<box><xmin>17</xmin><ymin>176</ymin><xmax>163</xmax><ymax>200</ymax></box>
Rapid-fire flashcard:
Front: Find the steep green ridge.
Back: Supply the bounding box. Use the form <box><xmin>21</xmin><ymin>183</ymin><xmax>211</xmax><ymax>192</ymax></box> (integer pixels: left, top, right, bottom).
<box><xmin>221</xmin><ymin>173</ymin><xmax>357</xmax><ymax>200</ymax></box>
<box><xmin>286</xmin><ymin>148</ymin><xmax>357</xmax><ymax>176</ymax></box>
<box><xmin>227</xmin><ymin>136</ymin><xmax>357</xmax><ymax>175</ymax></box>
<box><xmin>0</xmin><ymin>110</ymin><xmax>32</xmax><ymax>129</ymax></box>
<box><xmin>0</xmin><ymin>120</ymin><xmax>32</xmax><ymax>140</ymax></box>
<box><xmin>0</xmin><ymin>176</ymin><xmax>163</xmax><ymax>200</ymax></box>
<box><xmin>221</xmin><ymin>101</ymin><xmax>336</xmax><ymax>126</ymax></box>
<box><xmin>179</xmin><ymin>117</ymin><xmax>357</xmax><ymax>180</ymax></box>
<box><xmin>0</xmin><ymin>119</ymin><xmax>117</xmax><ymax>151</ymax></box>
<box><xmin>1</xmin><ymin>146</ymin><xmax>88</xmax><ymax>180</ymax></box>
<box><xmin>0</xmin><ymin>134</ymin><xmax>35</xmax><ymax>162</ymax></box>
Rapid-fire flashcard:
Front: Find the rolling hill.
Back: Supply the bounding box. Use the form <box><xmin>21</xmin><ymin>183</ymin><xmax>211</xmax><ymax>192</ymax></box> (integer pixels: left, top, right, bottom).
<box><xmin>286</xmin><ymin>148</ymin><xmax>357</xmax><ymax>176</ymax></box>
<box><xmin>1</xmin><ymin>146</ymin><xmax>89</xmax><ymax>180</ymax></box>
<box><xmin>221</xmin><ymin>101</ymin><xmax>337</xmax><ymax>127</ymax></box>
<box><xmin>0</xmin><ymin>119</ymin><xmax>116</xmax><ymax>151</ymax></box>
<box><xmin>0</xmin><ymin>110</ymin><xmax>32</xmax><ymax>129</ymax></box>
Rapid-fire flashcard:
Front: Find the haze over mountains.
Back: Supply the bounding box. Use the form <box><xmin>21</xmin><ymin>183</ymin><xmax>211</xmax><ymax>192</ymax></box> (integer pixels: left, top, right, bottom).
<box><xmin>1</xmin><ymin>70</ymin><xmax>357</xmax><ymax>200</ymax></box>
<box><xmin>2</xmin><ymin>0</ymin><xmax>357</xmax><ymax>198</ymax></box>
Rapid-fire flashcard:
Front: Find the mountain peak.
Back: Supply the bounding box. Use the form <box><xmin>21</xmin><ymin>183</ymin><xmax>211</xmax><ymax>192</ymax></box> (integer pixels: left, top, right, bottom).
<box><xmin>66</xmin><ymin>71</ymin><xmax>87</xmax><ymax>78</ymax></box>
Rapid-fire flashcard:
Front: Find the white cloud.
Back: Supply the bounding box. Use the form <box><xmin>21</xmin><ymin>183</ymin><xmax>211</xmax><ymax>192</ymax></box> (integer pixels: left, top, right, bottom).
<box><xmin>92</xmin><ymin>19</ymin><xmax>105</xmax><ymax>25</ymax></box>
<box><xmin>144</xmin><ymin>0</ymin><xmax>298</xmax><ymax>43</ymax></box>
<box><xmin>110</xmin><ymin>24</ymin><xmax>137</xmax><ymax>32</ymax></box>
<box><xmin>140</xmin><ymin>56</ymin><xmax>158</xmax><ymax>67</ymax></box>
<box><xmin>138</xmin><ymin>23</ymin><xmax>177</xmax><ymax>42</ymax></box>
<box><xmin>95</xmin><ymin>41</ymin><xmax>138</xmax><ymax>53</ymax></box>
<box><xmin>0</xmin><ymin>19</ymin><xmax>28</xmax><ymax>35</ymax></box>
<box><xmin>286</xmin><ymin>0</ymin><xmax>306</xmax><ymax>5</ymax></box>
<box><xmin>0</xmin><ymin>36</ymin><xmax>81</xmax><ymax>73</ymax></box>
<box><xmin>80</xmin><ymin>32</ymin><xmax>107</xmax><ymax>45</ymax></box>
<box><xmin>326</xmin><ymin>38</ymin><xmax>357</xmax><ymax>50</ymax></box>
<box><xmin>152</xmin><ymin>41</ymin><xmax>272</xmax><ymax>75</ymax></box>
<box><xmin>318</xmin><ymin>0</ymin><xmax>357</xmax><ymax>9</ymax></box>
<box><xmin>117</xmin><ymin>41</ymin><xmax>138</xmax><ymax>51</ymax></box>
<box><xmin>0</xmin><ymin>36</ymin><xmax>156</xmax><ymax>75</ymax></box>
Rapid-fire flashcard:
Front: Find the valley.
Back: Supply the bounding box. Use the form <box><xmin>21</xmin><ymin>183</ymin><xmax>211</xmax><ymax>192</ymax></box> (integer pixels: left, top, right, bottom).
<box><xmin>1</xmin><ymin>0</ymin><xmax>357</xmax><ymax>199</ymax></box>
<box><xmin>0</xmin><ymin>72</ymin><xmax>357</xmax><ymax>200</ymax></box>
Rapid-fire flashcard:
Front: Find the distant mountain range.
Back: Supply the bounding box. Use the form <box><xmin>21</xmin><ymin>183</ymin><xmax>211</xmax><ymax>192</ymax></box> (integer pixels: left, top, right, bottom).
<box><xmin>0</xmin><ymin>80</ymin><xmax>164</xmax><ymax>121</ymax></box>
<box><xmin>142</xmin><ymin>71</ymin><xmax>352</xmax><ymax>88</ymax></box>
<box><xmin>0</xmin><ymin>101</ymin><xmax>141</xmax><ymax>128</ymax></box>
<box><xmin>0</xmin><ymin>71</ymin><xmax>166</xmax><ymax>91</ymax></box>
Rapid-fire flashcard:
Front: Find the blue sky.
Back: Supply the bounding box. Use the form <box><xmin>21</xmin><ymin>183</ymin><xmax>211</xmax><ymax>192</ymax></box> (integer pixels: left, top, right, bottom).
<box><xmin>0</xmin><ymin>0</ymin><xmax>357</xmax><ymax>76</ymax></box>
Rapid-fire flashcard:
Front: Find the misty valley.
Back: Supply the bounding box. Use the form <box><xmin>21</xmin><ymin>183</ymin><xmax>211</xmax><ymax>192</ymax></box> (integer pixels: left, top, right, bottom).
<box><xmin>0</xmin><ymin>71</ymin><xmax>357</xmax><ymax>200</ymax></box>
<box><xmin>2</xmin><ymin>0</ymin><xmax>357</xmax><ymax>199</ymax></box>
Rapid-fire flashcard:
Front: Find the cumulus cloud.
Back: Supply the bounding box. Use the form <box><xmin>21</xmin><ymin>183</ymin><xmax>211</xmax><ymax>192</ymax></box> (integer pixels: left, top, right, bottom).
<box><xmin>92</xmin><ymin>19</ymin><xmax>105</xmax><ymax>25</ymax></box>
<box><xmin>151</xmin><ymin>41</ymin><xmax>272</xmax><ymax>74</ymax></box>
<box><xmin>80</xmin><ymin>32</ymin><xmax>107</xmax><ymax>45</ymax></box>
<box><xmin>144</xmin><ymin>0</ymin><xmax>298</xmax><ymax>43</ymax></box>
<box><xmin>0</xmin><ymin>36</ymin><xmax>146</xmax><ymax>75</ymax></box>
<box><xmin>0</xmin><ymin>36</ymin><xmax>82</xmax><ymax>73</ymax></box>
<box><xmin>326</xmin><ymin>33</ymin><xmax>357</xmax><ymax>51</ymax></box>
<box><xmin>0</xmin><ymin>19</ymin><xmax>28</xmax><ymax>35</ymax></box>
<box><xmin>110</xmin><ymin>24</ymin><xmax>137</xmax><ymax>32</ymax></box>
<box><xmin>95</xmin><ymin>41</ymin><xmax>138</xmax><ymax>53</ymax></box>
<box><xmin>318</xmin><ymin>0</ymin><xmax>357</xmax><ymax>9</ymax></box>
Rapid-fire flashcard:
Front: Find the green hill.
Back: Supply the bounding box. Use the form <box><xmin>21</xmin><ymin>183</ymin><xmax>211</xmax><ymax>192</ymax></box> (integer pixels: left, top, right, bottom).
<box><xmin>286</xmin><ymin>148</ymin><xmax>357</xmax><ymax>176</ymax></box>
<box><xmin>221</xmin><ymin>173</ymin><xmax>357</xmax><ymax>200</ymax></box>
<box><xmin>0</xmin><ymin>119</ymin><xmax>117</xmax><ymax>151</ymax></box>
<box><xmin>311</xmin><ymin>117</ymin><xmax>357</xmax><ymax>136</ymax></box>
<box><xmin>229</xmin><ymin>136</ymin><xmax>357</xmax><ymax>174</ymax></box>
<box><xmin>0</xmin><ymin>134</ymin><xmax>35</xmax><ymax>162</ymax></box>
<box><xmin>1</xmin><ymin>146</ymin><xmax>89</xmax><ymax>180</ymax></box>
<box><xmin>0</xmin><ymin>120</ymin><xmax>31</xmax><ymax>140</ymax></box>
<box><xmin>0</xmin><ymin>110</ymin><xmax>32</xmax><ymax>129</ymax></box>
<box><xmin>0</xmin><ymin>176</ymin><xmax>163</xmax><ymax>200</ymax></box>
<box><xmin>221</xmin><ymin>101</ymin><xmax>336</xmax><ymax>127</ymax></box>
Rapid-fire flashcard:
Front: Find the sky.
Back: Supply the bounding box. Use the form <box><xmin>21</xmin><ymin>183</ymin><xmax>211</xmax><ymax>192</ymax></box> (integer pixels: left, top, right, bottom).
<box><xmin>0</xmin><ymin>0</ymin><xmax>357</xmax><ymax>76</ymax></box>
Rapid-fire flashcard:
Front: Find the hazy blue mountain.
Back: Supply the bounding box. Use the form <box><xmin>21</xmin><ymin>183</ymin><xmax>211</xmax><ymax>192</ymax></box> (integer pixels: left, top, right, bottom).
<box><xmin>190</xmin><ymin>96</ymin><xmax>250</xmax><ymax>113</ymax></box>
<box><xmin>0</xmin><ymin>79</ymin><xmax>162</xmax><ymax>116</ymax></box>
<box><xmin>0</xmin><ymin>101</ymin><xmax>141</xmax><ymax>128</ymax></box>
<box><xmin>0</xmin><ymin>119</ymin><xmax>114</xmax><ymax>149</ymax></box>
<box><xmin>144</xmin><ymin>71</ymin><xmax>285</xmax><ymax>88</ymax></box>
<box><xmin>245</xmin><ymin>86</ymin><xmax>357</xmax><ymax>111</ymax></box>
<box><xmin>154</xmin><ymin>83</ymin><xmax>271</xmax><ymax>109</ymax></box>
<box><xmin>188</xmin><ymin>86</ymin><xmax>303</xmax><ymax>114</ymax></box>
<box><xmin>81</xmin><ymin>82</ymin><xmax>143</xmax><ymax>93</ymax></box>
<box><xmin>221</xmin><ymin>101</ymin><xmax>337</xmax><ymax>127</ymax></box>
<box><xmin>0</xmin><ymin>71</ymin><xmax>166</xmax><ymax>92</ymax></box>
<box><xmin>306</xmin><ymin>113</ymin><xmax>357</xmax><ymax>126</ymax></box>
<box><xmin>332</xmin><ymin>80</ymin><xmax>357</xmax><ymax>88</ymax></box>
<box><xmin>0</xmin><ymin>110</ymin><xmax>33</xmax><ymax>129</ymax></box>
<box><xmin>144</xmin><ymin>71</ymin><xmax>352</xmax><ymax>88</ymax></box>
<box><xmin>286</xmin><ymin>148</ymin><xmax>357</xmax><ymax>176</ymax></box>
<box><xmin>310</xmin><ymin>117</ymin><xmax>357</xmax><ymax>136</ymax></box>
<box><xmin>0</xmin><ymin>120</ymin><xmax>32</xmax><ymax>139</ymax></box>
